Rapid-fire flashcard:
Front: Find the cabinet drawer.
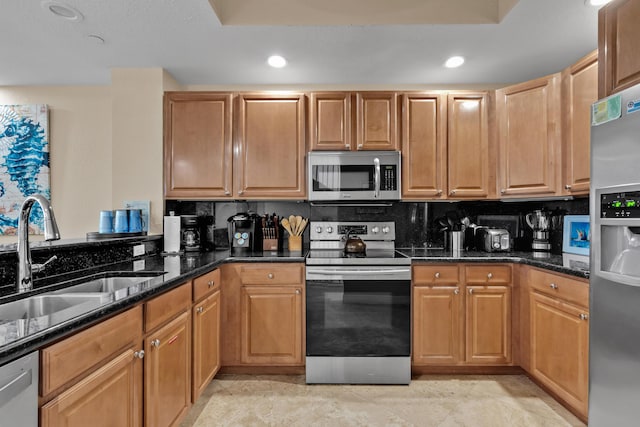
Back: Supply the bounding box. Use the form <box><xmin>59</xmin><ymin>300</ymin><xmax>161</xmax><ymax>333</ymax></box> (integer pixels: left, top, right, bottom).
<box><xmin>465</xmin><ymin>265</ymin><xmax>512</xmax><ymax>285</ymax></box>
<box><xmin>528</xmin><ymin>268</ymin><xmax>589</xmax><ymax>308</ymax></box>
<box><xmin>41</xmin><ymin>305</ymin><xmax>142</xmax><ymax>397</ymax></box>
<box><xmin>413</xmin><ymin>265</ymin><xmax>460</xmax><ymax>285</ymax></box>
<box><xmin>193</xmin><ymin>268</ymin><xmax>220</xmax><ymax>302</ymax></box>
<box><xmin>240</xmin><ymin>264</ymin><xmax>304</xmax><ymax>285</ymax></box>
<box><xmin>145</xmin><ymin>282</ymin><xmax>192</xmax><ymax>332</ymax></box>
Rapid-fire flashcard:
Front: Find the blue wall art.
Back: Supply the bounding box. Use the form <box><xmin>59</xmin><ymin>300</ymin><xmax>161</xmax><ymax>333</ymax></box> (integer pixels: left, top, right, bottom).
<box><xmin>0</xmin><ymin>104</ymin><xmax>50</xmax><ymax>235</ymax></box>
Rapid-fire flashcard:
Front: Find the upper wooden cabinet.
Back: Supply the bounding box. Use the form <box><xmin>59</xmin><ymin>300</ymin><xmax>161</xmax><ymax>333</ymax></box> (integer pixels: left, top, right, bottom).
<box><xmin>356</xmin><ymin>92</ymin><xmax>399</xmax><ymax>150</ymax></box>
<box><xmin>164</xmin><ymin>92</ymin><xmax>233</xmax><ymax>198</ymax></box>
<box><xmin>496</xmin><ymin>74</ymin><xmax>561</xmax><ymax>197</ymax></box>
<box><xmin>401</xmin><ymin>92</ymin><xmax>447</xmax><ymax>199</ymax></box>
<box><xmin>598</xmin><ymin>0</ymin><xmax>640</xmax><ymax>98</ymax></box>
<box><xmin>236</xmin><ymin>93</ymin><xmax>306</xmax><ymax>199</ymax></box>
<box><xmin>447</xmin><ymin>92</ymin><xmax>491</xmax><ymax>199</ymax></box>
<box><xmin>562</xmin><ymin>51</ymin><xmax>598</xmax><ymax>196</ymax></box>
<box><xmin>309</xmin><ymin>92</ymin><xmax>352</xmax><ymax>150</ymax></box>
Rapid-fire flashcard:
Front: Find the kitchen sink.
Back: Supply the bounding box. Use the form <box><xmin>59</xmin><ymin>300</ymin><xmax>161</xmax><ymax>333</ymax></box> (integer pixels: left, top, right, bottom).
<box><xmin>0</xmin><ymin>293</ymin><xmax>112</xmax><ymax>323</ymax></box>
<box><xmin>52</xmin><ymin>272</ymin><xmax>165</xmax><ymax>299</ymax></box>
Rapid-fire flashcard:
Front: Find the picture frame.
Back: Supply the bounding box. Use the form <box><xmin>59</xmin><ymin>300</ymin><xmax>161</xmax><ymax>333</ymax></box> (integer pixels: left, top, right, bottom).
<box><xmin>562</xmin><ymin>215</ymin><xmax>590</xmax><ymax>256</ymax></box>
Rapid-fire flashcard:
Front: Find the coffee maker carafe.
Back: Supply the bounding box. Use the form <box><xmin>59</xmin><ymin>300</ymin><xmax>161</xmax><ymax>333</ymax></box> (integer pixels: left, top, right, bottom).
<box><xmin>526</xmin><ymin>210</ymin><xmax>551</xmax><ymax>257</ymax></box>
<box><xmin>227</xmin><ymin>212</ymin><xmax>262</xmax><ymax>254</ymax></box>
<box><xmin>180</xmin><ymin>215</ymin><xmax>200</xmax><ymax>252</ymax></box>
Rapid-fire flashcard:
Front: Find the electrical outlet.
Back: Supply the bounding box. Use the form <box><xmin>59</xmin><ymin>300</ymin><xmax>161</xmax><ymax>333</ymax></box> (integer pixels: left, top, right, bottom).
<box><xmin>133</xmin><ymin>244</ymin><xmax>145</xmax><ymax>257</ymax></box>
<box><xmin>133</xmin><ymin>259</ymin><xmax>145</xmax><ymax>271</ymax></box>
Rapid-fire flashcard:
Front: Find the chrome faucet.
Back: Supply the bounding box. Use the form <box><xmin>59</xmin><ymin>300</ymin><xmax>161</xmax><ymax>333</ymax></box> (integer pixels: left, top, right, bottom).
<box><xmin>17</xmin><ymin>194</ymin><xmax>60</xmax><ymax>293</ymax></box>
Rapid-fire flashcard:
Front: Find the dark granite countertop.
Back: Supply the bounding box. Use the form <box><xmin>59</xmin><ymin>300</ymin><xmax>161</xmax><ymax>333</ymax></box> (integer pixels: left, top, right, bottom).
<box><xmin>0</xmin><ymin>246</ymin><xmax>585</xmax><ymax>366</ymax></box>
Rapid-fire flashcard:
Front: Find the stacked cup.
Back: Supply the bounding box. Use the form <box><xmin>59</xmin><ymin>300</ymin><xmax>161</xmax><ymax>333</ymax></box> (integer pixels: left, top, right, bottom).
<box><xmin>99</xmin><ymin>209</ymin><xmax>144</xmax><ymax>233</ymax></box>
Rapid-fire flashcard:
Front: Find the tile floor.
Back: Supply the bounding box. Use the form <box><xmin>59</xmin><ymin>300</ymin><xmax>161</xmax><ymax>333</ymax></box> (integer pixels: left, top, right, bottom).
<box><xmin>180</xmin><ymin>374</ymin><xmax>586</xmax><ymax>427</ymax></box>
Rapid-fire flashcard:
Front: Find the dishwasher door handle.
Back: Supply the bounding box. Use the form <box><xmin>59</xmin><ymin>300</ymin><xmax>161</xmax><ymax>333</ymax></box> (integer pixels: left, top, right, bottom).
<box><xmin>0</xmin><ymin>370</ymin><xmax>32</xmax><ymax>408</ymax></box>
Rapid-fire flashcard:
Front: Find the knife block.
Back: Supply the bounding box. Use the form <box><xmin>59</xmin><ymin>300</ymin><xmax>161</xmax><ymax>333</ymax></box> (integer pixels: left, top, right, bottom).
<box><xmin>263</xmin><ymin>238</ymin><xmax>278</xmax><ymax>251</ymax></box>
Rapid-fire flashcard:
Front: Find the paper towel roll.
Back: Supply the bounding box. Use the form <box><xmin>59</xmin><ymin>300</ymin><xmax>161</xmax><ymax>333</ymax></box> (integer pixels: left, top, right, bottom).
<box><xmin>164</xmin><ymin>215</ymin><xmax>181</xmax><ymax>253</ymax></box>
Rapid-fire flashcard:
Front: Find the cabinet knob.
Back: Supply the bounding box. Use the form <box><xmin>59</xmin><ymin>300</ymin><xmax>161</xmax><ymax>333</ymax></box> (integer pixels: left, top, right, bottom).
<box><xmin>549</xmin><ymin>283</ymin><xmax>558</xmax><ymax>290</ymax></box>
<box><xmin>565</xmin><ymin>184</ymin><xmax>572</xmax><ymax>190</ymax></box>
<box><xmin>197</xmin><ymin>306</ymin><xmax>204</xmax><ymax>314</ymax></box>
<box><xmin>345</xmin><ymin>144</ymin><xmax>350</xmax><ymax>149</ymax></box>
<box><xmin>434</xmin><ymin>272</ymin><xmax>440</xmax><ymax>279</ymax></box>
<box><xmin>238</xmin><ymin>190</ymin><xmax>244</xmax><ymax>195</ymax></box>
<box><xmin>579</xmin><ymin>313</ymin><xmax>589</xmax><ymax>320</ymax></box>
<box><xmin>134</xmin><ymin>350</ymin><xmax>145</xmax><ymax>359</ymax></box>
<box><xmin>436</xmin><ymin>189</ymin><xmax>443</xmax><ymax>196</ymax></box>
<box><xmin>208</xmin><ymin>280</ymin><xmax>215</xmax><ymax>288</ymax></box>
<box><xmin>454</xmin><ymin>288</ymin><xmax>459</xmax><ymax>295</ymax></box>
<box><xmin>151</xmin><ymin>339</ymin><xmax>160</xmax><ymax>347</ymax></box>
<box><xmin>500</xmin><ymin>189</ymin><xmax>506</xmax><ymax>194</ymax></box>
<box><xmin>487</xmin><ymin>273</ymin><xmax>493</xmax><ymax>279</ymax></box>
<box><xmin>267</xmin><ymin>273</ymin><xmax>274</xmax><ymax>279</ymax></box>
<box><xmin>225</xmin><ymin>190</ymin><xmax>231</xmax><ymax>196</ymax></box>
<box><xmin>450</xmin><ymin>190</ymin><xmax>456</xmax><ymax>196</ymax></box>
<box><xmin>357</xmin><ymin>144</ymin><xmax>363</xmax><ymax>149</ymax></box>
<box><xmin>295</xmin><ymin>289</ymin><xmax>301</xmax><ymax>295</ymax></box>
<box><xmin>468</xmin><ymin>288</ymin><xmax>474</xmax><ymax>295</ymax></box>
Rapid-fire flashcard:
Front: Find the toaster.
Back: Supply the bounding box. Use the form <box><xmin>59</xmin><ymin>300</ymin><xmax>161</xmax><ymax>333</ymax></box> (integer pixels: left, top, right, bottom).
<box><xmin>476</xmin><ymin>228</ymin><xmax>510</xmax><ymax>252</ymax></box>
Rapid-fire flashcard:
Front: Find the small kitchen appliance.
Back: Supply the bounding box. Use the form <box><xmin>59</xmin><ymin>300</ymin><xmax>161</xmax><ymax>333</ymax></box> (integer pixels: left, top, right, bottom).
<box><xmin>180</xmin><ymin>215</ymin><xmax>200</xmax><ymax>252</ymax></box>
<box><xmin>476</xmin><ymin>228</ymin><xmax>510</xmax><ymax>252</ymax></box>
<box><xmin>305</xmin><ymin>221</ymin><xmax>411</xmax><ymax>385</ymax></box>
<box><xmin>227</xmin><ymin>212</ymin><xmax>262</xmax><ymax>254</ymax></box>
<box><xmin>526</xmin><ymin>210</ymin><xmax>551</xmax><ymax>257</ymax></box>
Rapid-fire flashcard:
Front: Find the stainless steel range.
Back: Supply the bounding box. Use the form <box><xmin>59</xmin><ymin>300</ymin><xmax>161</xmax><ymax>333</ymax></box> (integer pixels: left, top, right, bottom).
<box><xmin>305</xmin><ymin>221</ymin><xmax>411</xmax><ymax>384</ymax></box>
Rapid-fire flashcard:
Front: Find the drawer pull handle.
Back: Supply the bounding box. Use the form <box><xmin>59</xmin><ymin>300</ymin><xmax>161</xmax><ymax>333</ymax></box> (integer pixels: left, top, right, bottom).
<box><xmin>435</xmin><ymin>272</ymin><xmax>440</xmax><ymax>279</ymax></box>
<box><xmin>151</xmin><ymin>339</ymin><xmax>160</xmax><ymax>348</ymax></box>
<box><xmin>268</xmin><ymin>273</ymin><xmax>274</xmax><ymax>279</ymax></box>
<box><xmin>454</xmin><ymin>288</ymin><xmax>459</xmax><ymax>295</ymax></box>
<box><xmin>565</xmin><ymin>184</ymin><xmax>572</xmax><ymax>190</ymax></box>
<box><xmin>295</xmin><ymin>289</ymin><xmax>301</xmax><ymax>295</ymax></box>
<box><xmin>468</xmin><ymin>288</ymin><xmax>474</xmax><ymax>295</ymax></box>
<box><xmin>208</xmin><ymin>280</ymin><xmax>215</xmax><ymax>287</ymax></box>
<box><xmin>487</xmin><ymin>273</ymin><xmax>493</xmax><ymax>279</ymax></box>
<box><xmin>549</xmin><ymin>283</ymin><xmax>558</xmax><ymax>290</ymax></box>
<box><xmin>579</xmin><ymin>313</ymin><xmax>589</xmax><ymax>321</ymax></box>
<box><xmin>197</xmin><ymin>307</ymin><xmax>204</xmax><ymax>314</ymax></box>
<box><xmin>134</xmin><ymin>350</ymin><xmax>145</xmax><ymax>359</ymax></box>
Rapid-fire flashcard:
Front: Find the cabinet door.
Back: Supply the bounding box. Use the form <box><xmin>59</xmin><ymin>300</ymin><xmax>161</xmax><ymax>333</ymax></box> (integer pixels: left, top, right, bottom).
<box><xmin>448</xmin><ymin>92</ymin><xmax>490</xmax><ymax>199</ymax></box>
<box><xmin>356</xmin><ymin>92</ymin><xmax>398</xmax><ymax>150</ymax></box>
<box><xmin>241</xmin><ymin>285</ymin><xmax>303</xmax><ymax>365</ymax></box>
<box><xmin>192</xmin><ymin>289</ymin><xmax>220</xmax><ymax>402</ymax></box>
<box><xmin>164</xmin><ymin>92</ymin><xmax>233</xmax><ymax>198</ymax></box>
<box><xmin>236</xmin><ymin>94</ymin><xmax>306</xmax><ymax>199</ymax></box>
<box><xmin>41</xmin><ymin>346</ymin><xmax>143</xmax><ymax>427</ymax></box>
<box><xmin>496</xmin><ymin>74</ymin><xmax>561</xmax><ymax>197</ymax></box>
<box><xmin>598</xmin><ymin>0</ymin><xmax>640</xmax><ymax>97</ymax></box>
<box><xmin>530</xmin><ymin>292</ymin><xmax>589</xmax><ymax>418</ymax></box>
<box><xmin>145</xmin><ymin>311</ymin><xmax>191</xmax><ymax>427</ymax></box>
<box><xmin>562</xmin><ymin>52</ymin><xmax>598</xmax><ymax>195</ymax></box>
<box><xmin>309</xmin><ymin>92</ymin><xmax>352</xmax><ymax>150</ymax></box>
<box><xmin>465</xmin><ymin>285</ymin><xmax>511</xmax><ymax>364</ymax></box>
<box><xmin>401</xmin><ymin>93</ymin><xmax>447</xmax><ymax>199</ymax></box>
<box><xmin>412</xmin><ymin>286</ymin><xmax>462</xmax><ymax>365</ymax></box>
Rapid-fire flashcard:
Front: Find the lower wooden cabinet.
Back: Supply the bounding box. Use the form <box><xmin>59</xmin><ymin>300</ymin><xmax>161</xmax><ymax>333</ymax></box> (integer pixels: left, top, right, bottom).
<box><xmin>192</xmin><ymin>289</ymin><xmax>221</xmax><ymax>401</ymax></box>
<box><xmin>41</xmin><ymin>346</ymin><xmax>143</xmax><ymax>427</ymax></box>
<box><xmin>240</xmin><ymin>285</ymin><xmax>303</xmax><ymax>365</ymax></box>
<box><xmin>412</xmin><ymin>264</ymin><xmax>512</xmax><ymax>367</ymax></box>
<box><xmin>145</xmin><ymin>309</ymin><xmax>191</xmax><ymax>427</ymax></box>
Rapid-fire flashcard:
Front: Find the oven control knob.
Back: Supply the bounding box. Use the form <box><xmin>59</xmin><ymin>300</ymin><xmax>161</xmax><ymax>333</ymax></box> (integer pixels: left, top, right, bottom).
<box><xmin>326</xmin><ymin>226</ymin><xmax>333</xmax><ymax>234</ymax></box>
<box><xmin>371</xmin><ymin>226</ymin><xmax>380</xmax><ymax>234</ymax></box>
<box><xmin>382</xmin><ymin>226</ymin><xmax>390</xmax><ymax>234</ymax></box>
<box><xmin>315</xmin><ymin>226</ymin><xmax>323</xmax><ymax>234</ymax></box>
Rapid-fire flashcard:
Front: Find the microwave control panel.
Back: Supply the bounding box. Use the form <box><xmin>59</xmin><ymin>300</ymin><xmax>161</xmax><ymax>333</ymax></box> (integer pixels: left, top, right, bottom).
<box><xmin>601</xmin><ymin>191</ymin><xmax>640</xmax><ymax>218</ymax></box>
<box><xmin>381</xmin><ymin>165</ymin><xmax>397</xmax><ymax>191</ymax></box>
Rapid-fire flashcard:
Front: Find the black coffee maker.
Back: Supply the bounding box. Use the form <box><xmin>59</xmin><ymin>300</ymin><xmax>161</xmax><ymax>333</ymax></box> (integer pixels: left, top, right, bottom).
<box><xmin>227</xmin><ymin>212</ymin><xmax>262</xmax><ymax>254</ymax></box>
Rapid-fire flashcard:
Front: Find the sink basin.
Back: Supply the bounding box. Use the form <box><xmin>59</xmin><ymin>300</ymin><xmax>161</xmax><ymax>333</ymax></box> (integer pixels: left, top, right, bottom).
<box><xmin>0</xmin><ymin>293</ymin><xmax>111</xmax><ymax>323</ymax></box>
<box><xmin>53</xmin><ymin>272</ymin><xmax>165</xmax><ymax>299</ymax></box>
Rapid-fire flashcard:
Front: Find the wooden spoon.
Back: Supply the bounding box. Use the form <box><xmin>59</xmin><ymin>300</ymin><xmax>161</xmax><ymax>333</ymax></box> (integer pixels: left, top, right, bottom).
<box><xmin>298</xmin><ymin>218</ymin><xmax>308</xmax><ymax>235</ymax></box>
<box><xmin>294</xmin><ymin>215</ymin><xmax>303</xmax><ymax>235</ymax></box>
<box><xmin>281</xmin><ymin>218</ymin><xmax>293</xmax><ymax>235</ymax></box>
<box><xmin>289</xmin><ymin>215</ymin><xmax>296</xmax><ymax>235</ymax></box>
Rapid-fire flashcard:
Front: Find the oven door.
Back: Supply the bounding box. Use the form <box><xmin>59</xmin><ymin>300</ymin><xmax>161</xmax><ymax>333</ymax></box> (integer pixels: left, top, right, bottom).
<box><xmin>305</xmin><ymin>266</ymin><xmax>411</xmax><ymax>384</ymax></box>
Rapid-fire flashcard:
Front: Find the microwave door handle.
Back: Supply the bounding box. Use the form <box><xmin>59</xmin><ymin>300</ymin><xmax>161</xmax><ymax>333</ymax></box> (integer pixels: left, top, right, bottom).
<box><xmin>374</xmin><ymin>157</ymin><xmax>381</xmax><ymax>198</ymax></box>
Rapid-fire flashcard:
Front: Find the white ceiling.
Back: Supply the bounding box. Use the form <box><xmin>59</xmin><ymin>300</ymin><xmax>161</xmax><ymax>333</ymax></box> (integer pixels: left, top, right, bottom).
<box><xmin>0</xmin><ymin>0</ymin><xmax>601</xmax><ymax>87</ymax></box>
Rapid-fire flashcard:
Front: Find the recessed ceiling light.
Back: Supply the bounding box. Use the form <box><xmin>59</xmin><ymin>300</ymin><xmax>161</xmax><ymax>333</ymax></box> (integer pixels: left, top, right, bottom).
<box><xmin>444</xmin><ymin>56</ymin><xmax>465</xmax><ymax>68</ymax></box>
<box><xmin>586</xmin><ymin>0</ymin><xmax>612</xmax><ymax>5</ymax></box>
<box><xmin>41</xmin><ymin>1</ymin><xmax>84</xmax><ymax>22</ymax></box>
<box><xmin>268</xmin><ymin>55</ymin><xmax>287</xmax><ymax>68</ymax></box>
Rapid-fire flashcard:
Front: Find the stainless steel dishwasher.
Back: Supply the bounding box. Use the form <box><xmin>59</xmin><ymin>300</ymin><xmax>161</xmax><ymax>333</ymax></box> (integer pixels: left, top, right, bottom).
<box><xmin>0</xmin><ymin>351</ymin><xmax>38</xmax><ymax>427</ymax></box>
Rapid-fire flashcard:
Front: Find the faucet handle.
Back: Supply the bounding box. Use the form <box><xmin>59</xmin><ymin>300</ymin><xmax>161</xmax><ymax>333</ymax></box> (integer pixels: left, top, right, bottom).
<box><xmin>32</xmin><ymin>255</ymin><xmax>58</xmax><ymax>274</ymax></box>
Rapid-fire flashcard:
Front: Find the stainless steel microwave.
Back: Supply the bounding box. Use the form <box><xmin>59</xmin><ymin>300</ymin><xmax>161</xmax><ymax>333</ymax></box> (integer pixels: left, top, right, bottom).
<box><xmin>308</xmin><ymin>151</ymin><xmax>401</xmax><ymax>201</ymax></box>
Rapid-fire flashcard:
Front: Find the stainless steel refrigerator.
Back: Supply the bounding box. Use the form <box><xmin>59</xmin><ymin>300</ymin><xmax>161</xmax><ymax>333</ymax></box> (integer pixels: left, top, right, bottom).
<box><xmin>590</xmin><ymin>83</ymin><xmax>640</xmax><ymax>425</ymax></box>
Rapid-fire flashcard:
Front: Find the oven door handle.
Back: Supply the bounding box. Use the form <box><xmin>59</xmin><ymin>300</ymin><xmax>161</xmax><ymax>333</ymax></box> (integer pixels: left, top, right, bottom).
<box><xmin>373</xmin><ymin>157</ymin><xmax>381</xmax><ymax>198</ymax></box>
<box><xmin>307</xmin><ymin>268</ymin><xmax>410</xmax><ymax>275</ymax></box>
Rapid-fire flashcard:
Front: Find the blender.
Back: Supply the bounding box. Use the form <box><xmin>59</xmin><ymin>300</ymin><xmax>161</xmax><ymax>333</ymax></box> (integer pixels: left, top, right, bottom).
<box><xmin>526</xmin><ymin>210</ymin><xmax>551</xmax><ymax>257</ymax></box>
